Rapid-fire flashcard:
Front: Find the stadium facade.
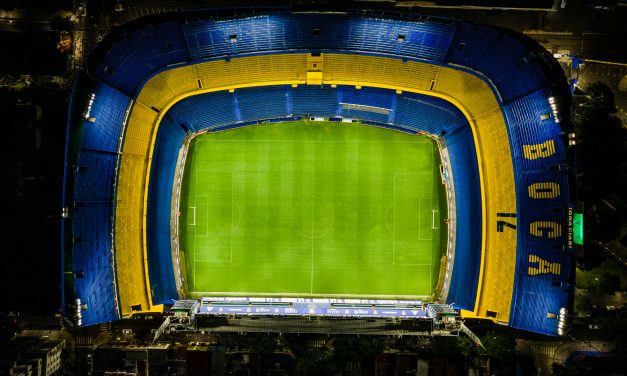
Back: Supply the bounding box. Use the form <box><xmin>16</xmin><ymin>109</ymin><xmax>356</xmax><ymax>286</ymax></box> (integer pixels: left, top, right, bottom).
<box><xmin>62</xmin><ymin>9</ymin><xmax>575</xmax><ymax>336</ymax></box>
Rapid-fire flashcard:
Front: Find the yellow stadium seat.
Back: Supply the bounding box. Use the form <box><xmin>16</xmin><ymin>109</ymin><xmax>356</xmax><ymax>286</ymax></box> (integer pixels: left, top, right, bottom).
<box><xmin>116</xmin><ymin>52</ymin><xmax>518</xmax><ymax>324</ymax></box>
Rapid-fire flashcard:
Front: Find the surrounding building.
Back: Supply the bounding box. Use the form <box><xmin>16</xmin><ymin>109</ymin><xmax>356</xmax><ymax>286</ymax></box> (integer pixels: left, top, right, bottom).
<box><xmin>1</xmin><ymin>337</ymin><xmax>65</xmax><ymax>376</ymax></box>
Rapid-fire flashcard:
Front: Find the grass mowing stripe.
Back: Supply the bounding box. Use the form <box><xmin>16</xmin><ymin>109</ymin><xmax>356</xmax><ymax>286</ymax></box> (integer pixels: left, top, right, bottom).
<box><xmin>179</xmin><ymin>121</ymin><xmax>444</xmax><ymax>299</ymax></box>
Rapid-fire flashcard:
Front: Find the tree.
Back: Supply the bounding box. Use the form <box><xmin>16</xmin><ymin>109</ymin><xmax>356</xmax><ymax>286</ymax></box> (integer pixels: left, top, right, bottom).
<box><xmin>577</xmin><ymin>241</ymin><xmax>604</xmax><ymax>271</ymax></box>
<box><xmin>430</xmin><ymin>336</ymin><xmax>462</xmax><ymax>360</ymax></box>
<box><xmin>574</xmin><ymin>292</ymin><xmax>593</xmax><ymax>315</ymax></box>
<box><xmin>598</xmin><ymin>311</ymin><xmax>627</xmax><ymax>359</ymax></box>
<box><xmin>575</xmin><ymin>83</ymin><xmax>627</xmax><ymax>199</ymax></box>
<box><xmin>456</xmin><ymin>336</ymin><xmax>478</xmax><ymax>361</ymax></box>
<box><xmin>332</xmin><ymin>335</ymin><xmax>384</xmax><ymax>368</ymax></box>
<box><xmin>577</xmin><ymin>259</ymin><xmax>626</xmax><ymax>295</ymax></box>
<box><xmin>576</xmin><ymin>265</ymin><xmax>598</xmax><ymax>290</ymax></box>
<box><xmin>293</xmin><ymin>349</ymin><xmax>337</xmax><ymax>376</ymax></box>
<box><xmin>594</xmin><ymin>207</ymin><xmax>622</xmax><ymax>242</ymax></box>
<box><xmin>245</xmin><ymin>333</ymin><xmax>277</xmax><ymax>355</ymax></box>
<box><xmin>355</xmin><ymin>336</ymin><xmax>384</xmax><ymax>359</ymax></box>
<box><xmin>479</xmin><ymin>331</ymin><xmax>516</xmax><ymax>367</ymax></box>
<box><xmin>598</xmin><ymin>272</ymin><xmax>622</xmax><ymax>295</ymax></box>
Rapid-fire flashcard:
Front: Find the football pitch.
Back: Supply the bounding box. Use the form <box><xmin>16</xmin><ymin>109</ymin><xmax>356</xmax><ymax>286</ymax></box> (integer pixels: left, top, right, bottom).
<box><xmin>178</xmin><ymin>121</ymin><xmax>444</xmax><ymax>299</ymax></box>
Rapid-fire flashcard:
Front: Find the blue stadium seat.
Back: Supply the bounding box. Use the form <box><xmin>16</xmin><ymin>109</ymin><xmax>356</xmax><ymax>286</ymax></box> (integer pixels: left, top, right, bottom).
<box><xmin>129</xmin><ymin>23</ymin><xmax>189</xmax><ymax>69</ymax></box>
<box><xmin>509</xmin><ymin>277</ymin><xmax>570</xmax><ymax>335</ymax></box>
<box><xmin>150</xmin><ymin>85</ymin><xmax>482</xmax><ymax>313</ymax></box>
<box><xmin>291</xmin><ymin>85</ymin><xmax>339</xmax><ymax>116</ymax></box>
<box><xmin>146</xmin><ymin>115</ymin><xmax>187</xmax><ymax>305</ymax></box>
<box><xmin>237</xmin><ymin>85</ymin><xmax>288</xmax><ymax>120</ymax></box>
<box><xmin>74</xmin><ymin>11</ymin><xmax>574</xmax><ymax>335</ymax></box>
<box><xmin>94</xmin><ymin>13</ymin><xmax>458</xmax><ymax>96</ymax></box>
<box><xmin>504</xmin><ymin>89</ymin><xmax>553</xmax><ymax>127</ymax></box>
<box><xmin>73</xmin><ymin>150</ymin><xmax>117</xmax><ymax>203</ymax></box>
<box><xmin>513</xmin><ymin>120</ymin><xmax>566</xmax><ymax>171</ymax></box>
<box><xmin>286</xmin><ymin>14</ymin><xmax>350</xmax><ymax>50</ymax></box>
<box><xmin>71</xmin><ymin>203</ymin><xmax>118</xmax><ymax>325</ymax></box>
<box><xmin>341</xmin><ymin>108</ymin><xmax>389</xmax><ymax>124</ymax></box>
<box><xmin>183</xmin><ymin>20</ymin><xmax>235</xmax><ymax>60</ymax></box>
<box><xmin>396</xmin><ymin>20</ymin><xmax>455</xmax><ymax>61</ymax></box>
<box><xmin>71</xmin><ymin>136</ymin><xmax>119</xmax><ymax>325</ymax></box>
<box><xmin>497</xmin><ymin>61</ymin><xmax>548</xmax><ymax>103</ymax></box>
<box><xmin>475</xmin><ymin>35</ymin><xmax>527</xmax><ymax>83</ymax></box>
<box><xmin>80</xmin><ymin>83</ymin><xmax>130</xmax><ymax>152</ymax></box>
<box><xmin>517</xmin><ymin>171</ymin><xmax>571</xmax><ymax>283</ymax></box>
<box><xmin>339</xmin><ymin>86</ymin><xmax>396</xmax><ymax>123</ymax></box>
<box><xmin>167</xmin><ymin>90</ymin><xmax>238</xmax><ymax>132</ymax></box>
<box><xmin>95</xmin><ymin>37</ymin><xmax>153</xmax><ymax>96</ymax></box>
<box><xmin>394</xmin><ymin>92</ymin><xmax>468</xmax><ymax>134</ymax></box>
<box><xmin>443</xmin><ymin>126</ymin><xmax>482</xmax><ymax>311</ymax></box>
<box><xmin>340</xmin><ymin>86</ymin><xmax>395</xmax><ymax>110</ymax></box>
<box><xmin>445</xmin><ymin>23</ymin><xmax>500</xmax><ymax>66</ymax></box>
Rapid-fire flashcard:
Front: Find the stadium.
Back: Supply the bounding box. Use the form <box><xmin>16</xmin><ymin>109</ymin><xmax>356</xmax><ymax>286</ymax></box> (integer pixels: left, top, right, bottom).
<box><xmin>62</xmin><ymin>8</ymin><xmax>576</xmax><ymax>337</ymax></box>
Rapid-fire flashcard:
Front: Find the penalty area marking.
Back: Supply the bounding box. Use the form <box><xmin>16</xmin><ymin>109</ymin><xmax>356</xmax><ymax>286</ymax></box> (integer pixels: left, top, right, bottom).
<box><xmin>190</xmin><ymin>206</ymin><xmax>196</xmax><ymax>226</ymax></box>
<box><xmin>431</xmin><ymin>209</ymin><xmax>439</xmax><ymax>230</ymax></box>
<box><xmin>393</xmin><ymin>174</ymin><xmax>434</xmax><ymax>266</ymax></box>
<box><xmin>419</xmin><ymin>198</ymin><xmax>434</xmax><ymax>241</ymax></box>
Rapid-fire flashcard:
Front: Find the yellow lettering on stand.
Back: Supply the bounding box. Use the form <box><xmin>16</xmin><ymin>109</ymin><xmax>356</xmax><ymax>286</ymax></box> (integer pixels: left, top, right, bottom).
<box><xmin>528</xmin><ymin>255</ymin><xmax>561</xmax><ymax>276</ymax></box>
<box><xmin>530</xmin><ymin>221</ymin><xmax>562</xmax><ymax>238</ymax></box>
<box><xmin>528</xmin><ymin>182</ymin><xmax>561</xmax><ymax>199</ymax></box>
<box><xmin>523</xmin><ymin>140</ymin><xmax>555</xmax><ymax>160</ymax></box>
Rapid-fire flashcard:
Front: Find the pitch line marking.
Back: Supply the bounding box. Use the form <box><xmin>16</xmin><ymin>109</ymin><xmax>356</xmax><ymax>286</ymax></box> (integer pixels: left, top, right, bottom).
<box><xmin>189</xmin><ymin>291</ymin><xmax>433</xmax><ymax>300</ymax></box>
<box><xmin>199</xmin><ymin>139</ymin><xmax>433</xmax><ymax>144</ymax></box>
<box><xmin>429</xmin><ymin>201</ymin><xmax>433</xmax><ymax>294</ymax></box>
<box><xmin>429</xmin><ymin>149</ymin><xmax>440</xmax><ymax>295</ymax></box>
<box><xmin>187</xmin><ymin>126</ymin><xmax>440</xmax><ymax>296</ymax></box>
<box><xmin>190</xmin><ymin>158</ymin><xmax>198</xmax><ymax>287</ymax></box>
<box><xmin>310</xmin><ymin>145</ymin><xmax>315</xmax><ymax>295</ymax></box>
<box><xmin>393</xmin><ymin>173</ymin><xmax>435</xmax><ymax>267</ymax></box>
<box><xmin>194</xmin><ymin>195</ymin><xmax>209</xmax><ymax>238</ymax></box>
<box><xmin>388</xmin><ymin>263</ymin><xmax>432</xmax><ymax>266</ymax></box>
<box><xmin>392</xmin><ymin>172</ymin><xmax>396</xmax><ymax>265</ymax></box>
<box><xmin>190</xmin><ymin>206</ymin><xmax>196</xmax><ymax>226</ymax></box>
<box><xmin>419</xmin><ymin>199</ymin><xmax>433</xmax><ymax>241</ymax></box>
<box><xmin>230</xmin><ymin>172</ymin><xmax>234</xmax><ymax>263</ymax></box>
<box><xmin>429</xmin><ymin>147</ymin><xmax>434</xmax><ymax>295</ymax></box>
<box><xmin>293</xmin><ymin>198</ymin><xmax>334</xmax><ymax>239</ymax></box>
<box><xmin>431</xmin><ymin>210</ymin><xmax>439</xmax><ymax>230</ymax></box>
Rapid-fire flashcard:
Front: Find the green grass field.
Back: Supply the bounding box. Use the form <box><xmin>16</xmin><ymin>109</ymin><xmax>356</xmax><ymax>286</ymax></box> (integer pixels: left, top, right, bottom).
<box><xmin>178</xmin><ymin>121</ymin><xmax>444</xmax><ymax>299</ymax></box>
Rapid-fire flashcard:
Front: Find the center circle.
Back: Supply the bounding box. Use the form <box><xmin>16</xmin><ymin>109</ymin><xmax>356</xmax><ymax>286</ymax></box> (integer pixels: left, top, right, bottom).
<box><xmin>385</xmin><ymin>203</ymin><xmax>395</xmax><ymax>235</ymax></box>
<box><xmin>293</xmin><ymin>197</ymin><xmax>334</xmax><ymax>238</ymax></box>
